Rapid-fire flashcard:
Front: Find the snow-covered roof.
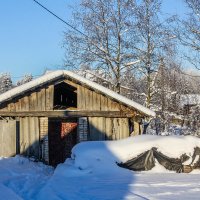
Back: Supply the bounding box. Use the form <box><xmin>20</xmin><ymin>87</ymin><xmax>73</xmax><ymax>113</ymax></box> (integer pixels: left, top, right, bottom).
<box><xmin>0</xmin><ymin>70</ymin><xmax>155</xmax><ymax>117</ymax></box>
<box><xmin>180</xmin><ymin>94</ymin><xmax>200</xmax><ymax>107</ymax></box>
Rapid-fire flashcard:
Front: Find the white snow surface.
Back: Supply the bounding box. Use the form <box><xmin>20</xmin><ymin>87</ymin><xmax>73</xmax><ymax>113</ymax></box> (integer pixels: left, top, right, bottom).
<box><xmin>0</xmin><ymin>70</ymin><xmax>155</xmax><ymax>117</ymax></box>
<box><xmin>72</xmin><ymin>135</ymin><xmax>200</xmax><ymax>169</ymax></box>
<box><xmin>1</xmin><ymin>135</ymin><xmax>200</xmax><ymax>199</ymax></box>
<box><xmin>0</xmin><ymin>156</ymin><xmax>53</xmax><ymax>200</ymax></box>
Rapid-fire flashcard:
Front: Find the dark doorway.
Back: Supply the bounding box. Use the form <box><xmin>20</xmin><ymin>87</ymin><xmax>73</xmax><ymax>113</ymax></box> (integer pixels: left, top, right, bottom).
<box><xmin>16</xmin><ymin>121</ymin><xmax>20</xmax><ymax>154</ymax></box>
<box><xmin>48</xmin><ymin>118</ymin><xmax>78</xmax><ymax>166</ymax></box>
<box><xmin>53</xmin><ymin>82</ymin><xmax>77</xmax><ymax>110</ymax></box>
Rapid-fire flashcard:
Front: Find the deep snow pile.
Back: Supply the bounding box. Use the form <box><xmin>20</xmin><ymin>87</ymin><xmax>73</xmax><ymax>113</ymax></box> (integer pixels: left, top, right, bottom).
<box><xmin>37</xmin><ymin>135</ymin><xmax>200</xmax><ymax>200</ymax></box>
<box><xmin>1</xmin><ymin>135</ymin><xmax>200</xmax><ymax>200</ymax></box>
<box><xmin>71</xmin><ymin>135</ymin><xmax>200</xmax><ymax>170</ymax></box>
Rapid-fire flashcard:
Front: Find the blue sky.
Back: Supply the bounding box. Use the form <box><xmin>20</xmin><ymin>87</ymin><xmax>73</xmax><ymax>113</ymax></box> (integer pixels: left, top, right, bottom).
<box><xmin>0</xmin><ymin>0</ymin><xmax>187</xmax><ymax>81</ymax></box>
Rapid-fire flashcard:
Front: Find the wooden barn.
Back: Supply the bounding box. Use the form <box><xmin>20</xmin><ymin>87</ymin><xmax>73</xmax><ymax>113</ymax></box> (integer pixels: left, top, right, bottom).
<box><xmin>0</xmin><ymin>70</ymin><xmax>155</xmax><ymax>166</ymax></box>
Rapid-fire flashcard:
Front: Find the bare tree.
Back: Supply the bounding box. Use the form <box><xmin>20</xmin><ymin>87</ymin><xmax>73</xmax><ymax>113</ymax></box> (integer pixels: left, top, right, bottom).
<box><xmin>179</xmin><ymin>0</ymin><xmax>200</xmax><ymax>69</ymax></box>
<box><xmin>64</xmin><ymin>0</ymin><xmax>139</xmax><ymax>93</ymax></box>
<box><xmin>131</xmin><ymin>0</ymin><xmax>176</xmax><ymax>108</ymax></box>
<box><xmin>64</xmin><ymin>0</ymin><xmax>176</xmax><ymax>105</ymax></box>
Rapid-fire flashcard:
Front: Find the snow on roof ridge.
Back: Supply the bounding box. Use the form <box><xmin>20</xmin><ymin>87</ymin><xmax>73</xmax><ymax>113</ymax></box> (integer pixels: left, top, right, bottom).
<box><xmin>0</xmin><ymin>70</ymin><xmax>64</xmax><ymax>103</ymax></box>
<box><xmin>0</xmin><ymin>70</ymin><xmax>155</xmax><ymax>117</ymax></box>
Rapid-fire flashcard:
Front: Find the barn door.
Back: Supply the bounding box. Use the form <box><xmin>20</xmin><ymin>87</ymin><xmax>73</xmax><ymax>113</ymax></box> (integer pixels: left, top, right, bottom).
<box><xmin>0</xmin><ymin>119</ymin><xmax>17</xmax><ymax>157</ymax></box>
<box><xmin>48</xmin><ymin>119</ymin><xmax>78</xmax><ymax>166</ymax></box>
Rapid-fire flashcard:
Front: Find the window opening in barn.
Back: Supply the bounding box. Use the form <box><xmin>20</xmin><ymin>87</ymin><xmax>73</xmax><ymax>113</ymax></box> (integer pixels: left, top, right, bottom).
<box><xmin>53</xmin><ymin>82</ymin><xmax>77</xmax><ymax>110</ymax></box>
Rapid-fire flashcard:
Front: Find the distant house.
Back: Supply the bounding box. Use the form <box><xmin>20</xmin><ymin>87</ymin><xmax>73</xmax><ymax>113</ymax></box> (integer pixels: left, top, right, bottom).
<box><xmin>180</xmin><ymin>94</ymin><xmax>200</xmax><ymax>114</ymax></box>
<box><xmin>0</xmin><ymin>70</ymin><xmax>155</xmax><ymax>166</ymax></box>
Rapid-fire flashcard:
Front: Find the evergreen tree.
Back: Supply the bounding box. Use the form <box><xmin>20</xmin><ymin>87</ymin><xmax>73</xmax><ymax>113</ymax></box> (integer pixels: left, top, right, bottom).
<box><xmin>0</xmin><ymin>73</ymin><xmax>13</xmax><ymax>94</ymax></box>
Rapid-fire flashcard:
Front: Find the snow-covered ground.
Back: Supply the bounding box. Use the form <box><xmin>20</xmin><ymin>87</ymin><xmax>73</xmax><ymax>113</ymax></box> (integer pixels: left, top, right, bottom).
<box><xmin>0</xmin><ymin>156</ymin><xmax>53</xmax><ymax>200</ymax></box>
<box><xmin>0</xmin><ymin>135</ymin><xmax>200</xmax><ymax>200</ymax></box>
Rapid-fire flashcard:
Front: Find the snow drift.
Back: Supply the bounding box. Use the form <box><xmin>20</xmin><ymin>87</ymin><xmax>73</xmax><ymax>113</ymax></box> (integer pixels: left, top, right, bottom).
<box><xmin>0</xmin><ymin>156</ymin><xmax>53</xmax><ymax>200</ymax></box>
<box><xmin>3</xmin><ymin>135</ymin><xmax>198</xmax><ymax>200</ymax></box>
<box><xmin>72</xmin><ymin>135</ymin><xmax>200</xmax><ymax>172</ymax></box>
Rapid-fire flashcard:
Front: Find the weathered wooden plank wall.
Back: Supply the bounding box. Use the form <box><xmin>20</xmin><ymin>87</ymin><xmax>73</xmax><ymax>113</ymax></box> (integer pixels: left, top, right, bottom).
<box><xmin>0</xmin><ymin>85</ymin><xmax>54</xmax><ymax>159</ymax></box>
<box><xmin>19</xmin><ymin>117</ymin><xmax>40</xmax><ymax>157</ymax></box>
<box><xmin>77</xmin><ymin>85</ymin><xmax>132</xmax><ymax>140</ymax></box>
<box><xmin>0</xmin><ymin>85</ymin><xmax>54</xmax><ymax>112</ymax></box>
<box><xmin>0</xmin><ymin>120</ymin><xmax>16</xmax><ymax>157</ymax></box>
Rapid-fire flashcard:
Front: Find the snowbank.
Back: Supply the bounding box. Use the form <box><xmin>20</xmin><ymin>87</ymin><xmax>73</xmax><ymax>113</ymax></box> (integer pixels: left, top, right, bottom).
<box><xmin>38</xmin><ymin>135</ymin><xmax>200</xmax><ymax>199</ymax></box>
<box><xmin>0</xmin><ymin>156</ymin><xmax>53</xmax><ymax>200</ymax></box>
<box><xmin>0</xmin><ymin>136</ymin><xmax>200</xmax><ymax>200</ymax></box>
<box><xmin>72</xmin><ymin>135</ymin><xmax>200</xmax><ymax>170</ymax></box>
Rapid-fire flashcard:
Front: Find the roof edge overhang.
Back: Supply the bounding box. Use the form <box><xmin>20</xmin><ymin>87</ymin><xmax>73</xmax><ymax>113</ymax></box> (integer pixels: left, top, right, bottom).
<box><xmin>0</xmin><ymin>70</ymin><xmax>156</xmax><ymax>117</ymax></box>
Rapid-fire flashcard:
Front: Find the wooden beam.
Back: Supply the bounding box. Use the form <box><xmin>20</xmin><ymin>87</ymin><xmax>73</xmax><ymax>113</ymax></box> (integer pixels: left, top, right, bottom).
<box><xmin>0</xmin><ymin>110</ymin><xmax>135</xmax><ymax>118</ymax></box>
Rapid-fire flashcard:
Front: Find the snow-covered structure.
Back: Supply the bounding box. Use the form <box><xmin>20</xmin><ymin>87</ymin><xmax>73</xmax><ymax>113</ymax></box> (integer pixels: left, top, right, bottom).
<box><xmin>180</xmin><ymin>94</ymin><xmax>200</xmax><ymax>107</ymax></box>
<box><xmin>180</xmin><ymin>94</ymin><xmax>200</xmax><ymax>115</ymax></box>
<box><xmin>0</xmin><ymin>70</ymin><xmax>155</xmax><ymax>165</ymax></box>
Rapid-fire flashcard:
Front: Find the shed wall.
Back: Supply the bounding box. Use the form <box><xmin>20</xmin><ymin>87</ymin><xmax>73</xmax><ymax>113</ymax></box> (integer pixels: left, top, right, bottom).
<box><xmin>77</xmin><ymin>85</ymin><xmax>133</xmax><ymax>140</ymax></box>
<box><xmin>0</xmin><ymin>85</ymin><xmax>54</xmax><ymax>111</ymax></box>
<box><xmin>0</xmin><ymin>79</ymin><xmax>142</xmax><ymax>161</ymax></box>
<box><xmin>0</xmin><ymin>120</ymin><xmax>16</xmax><ymax>157</ymax></box>
<box><xmin>0</xmin><ymin>85</ymin><xmax>54</xmax><ymax>159</ymax></box>
<box><xmin>19</xmin><ymin>117</ymin><xmax>39</xmax><ymax>158</ymax></box>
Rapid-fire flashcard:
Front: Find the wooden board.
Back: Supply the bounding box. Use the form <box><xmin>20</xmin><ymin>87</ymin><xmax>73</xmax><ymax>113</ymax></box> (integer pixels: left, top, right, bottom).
<box><xmin>0</xmin><ymin>120</ymin><xmax>16</xmax><ymax>157</ymax></box>
<box><xmin>134</xmin><ymin>121</ymin><xmax>141</xmax><ymax>136</ymax></box>
<box><xmin>88</xmin><ymin>117</ymin><xmax>105</xmax><ymax>140</ymax></box>
<box><xmin>119</xmin><ymin>118</ymin><xmax>130</xmax><ymax>139</ymax></box>
<box><xmin>40</xmin><ymin>88</ymin><xmax>46</xmax><ymax>111</ymax></box>
<box><xmin>22</xmin><ymin>117</ymin><xmax>29</xmax><ymax>155</ymax></box>
<box><xmin>0</xmin><ymin>110</ymin><xmax>135</xmax><ymax>118</ymax></box>
<box><xmin>46</xmin><ymin>85</ymin><xmax>54</xmax><ymax>110</ymax></box>
<box><xmin>28</xmin><ymin>117</ymin><xmax>40</xmax><ymax>158</ymax></box>
<box><xmin>19</xmin><ymin>117</ymin><xmax>40</xmax><ymax>158</ymax></box>
<box><xmin>105</xmin><ymin>118</ymin><xmax>113</xmax><ymax>140</ymax></box>
<box><xmin>77</xmin><ymin>85</ymin><xmax>86</xmax><ymax>109</ymax></box>
<box><xmin>29</xmin><ymin>93</ymin><xmax>37</xmax><ymax>111</ymax></box>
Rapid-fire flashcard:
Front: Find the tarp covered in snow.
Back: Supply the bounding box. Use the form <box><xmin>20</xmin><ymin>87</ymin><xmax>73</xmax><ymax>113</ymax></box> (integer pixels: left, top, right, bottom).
<box><xmin>72</xmin><ymin>135</ymin><xmax>200</xmax><ymax>173</ymax></box>
<box><xmin>118</xmin><ymin>147</ymin><xmax>191</xmax><ymax>173</ymax></box>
